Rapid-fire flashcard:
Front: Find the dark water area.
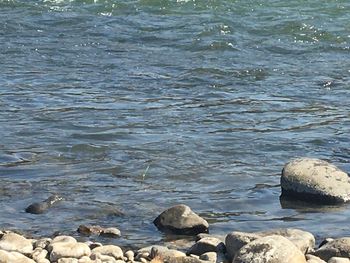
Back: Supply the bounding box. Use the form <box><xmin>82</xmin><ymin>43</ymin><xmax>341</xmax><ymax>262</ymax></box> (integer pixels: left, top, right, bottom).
<box><xmin>1</xmin><ymin>0</ymin><xmax>350</xmax><ymax>247</ymax></box>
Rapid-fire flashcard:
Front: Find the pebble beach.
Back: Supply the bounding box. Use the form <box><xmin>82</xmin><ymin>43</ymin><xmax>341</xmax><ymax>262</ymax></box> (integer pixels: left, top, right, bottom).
<box><xmin>2</xmin><ymin>158</ymin><xmax>350</xmax><ymax>263</ymax></box>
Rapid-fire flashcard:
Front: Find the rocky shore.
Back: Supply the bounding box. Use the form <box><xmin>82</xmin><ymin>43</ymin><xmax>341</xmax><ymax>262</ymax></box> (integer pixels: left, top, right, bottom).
<box><xmin>2</xmin><ymin>157</ymin><xmax>350</xmax><ymax>263</ymax></box>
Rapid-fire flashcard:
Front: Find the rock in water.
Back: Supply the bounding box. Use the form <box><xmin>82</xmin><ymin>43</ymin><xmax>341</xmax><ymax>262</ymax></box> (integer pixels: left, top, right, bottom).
<box><xmin>281</xmin><ymin>158</ymin><xmax>350</xmax><ymax>204</ymax></box>
<box><xmin>154</xmin><ymin>205</ymin><xmax>209</xmax><ymax>235</ymax></box>
<box><xmin>233</xmin><ymin>235</ymin><xmax>307</xmax><ymax>263</ymax></box>
<box><xmin>25</xmin><ymin>194</ymin><xmax>63</xmax><ymax>214</ymax></box>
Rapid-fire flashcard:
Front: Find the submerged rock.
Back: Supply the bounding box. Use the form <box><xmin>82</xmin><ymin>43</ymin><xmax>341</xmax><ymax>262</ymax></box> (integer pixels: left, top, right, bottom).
<box><xmin>233</xmin><ymin>235</ymin><xmax>307</xmax><ymax>263</ymax></box>
<box><xmin>25</xmin><ymin>194</ymin><xmax>63</xmax><ymax>214</ymax></box>
<box><xmin>154</xmin><ymin>205</ymin><xmax>209</xmax><ymax>235</ymax></box>
<box><xmin>281</xmin><ymin>158</ymin><xmax>350</xmax><ymax>204</ymax></box>
<box><xmin>313</xmin><ymin>238</ymin><xmax>350</xmax><ymax>261</ymax></box>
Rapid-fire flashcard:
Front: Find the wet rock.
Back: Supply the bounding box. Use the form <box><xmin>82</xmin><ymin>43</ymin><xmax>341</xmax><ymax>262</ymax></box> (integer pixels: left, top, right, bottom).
<box><xmin>281</xmin><ymin>158</ymin><xmax>350</xmax><ymax>203</ymax></box>
<box><xmin>233</xmin><ymin>235</ymin><xmax>307</xmax><ymax>263</ymax></box>
<box><xmin>187</xmin><ymin>237</ymin><xmax>225</xmax><ymax>255</ymax></box>
<box><xmin>0</xmin><ymin>232</ymin><xmax>33</xmax><ymax>254</ymax></box>
<box><xmin>78</xmin><ymin>225</ymin><xmax>104</xmax><ymax>235</ymax></box>
<box><xmin>313</xmin><ymin>238</ymin><xmax>350</xmax><ymax>261</ymax></box>
<box><xmin>154</xmin><ymin>205</ymin><xmax>209</xmax><ymax>235</ymax></box>
<box><xmin>328</xmin><ymin>258</ymin><xmax>350</xmax><ymax>263</ymax></box>
<box><xmin>199</xmin><ymin>252</ymin><xmax>217</xmax><ymax>262</ymax></box>
<box><xmin>91</xmin><ymin>245</ymin><xmax>124</xmax><ymax>260</ymax></box>
<box><xmin>25</xmin><ymin>194</ymin><xmax>63</xmax><ymax>214</ymax></box>
<box><xmin>100</xmin><ymin>227</ymin><xmax>121</xmax><ymax>238</ymax></box>
<box><xmin>0</xmin><ymin>249</ymin><xmax>35</xmax><ymax>263</ymax></box>
<box><xmin>50</xmin><ymin>242</ymin><xmax>91</xmax><ymax>262</ymax></box>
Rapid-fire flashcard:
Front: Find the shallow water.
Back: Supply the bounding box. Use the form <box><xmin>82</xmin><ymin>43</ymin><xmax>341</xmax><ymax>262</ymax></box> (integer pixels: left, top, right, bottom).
<box><xmin>1</xmin><ymin>0</ymin><xmax>350</xmax><ymax>246</ymax></box>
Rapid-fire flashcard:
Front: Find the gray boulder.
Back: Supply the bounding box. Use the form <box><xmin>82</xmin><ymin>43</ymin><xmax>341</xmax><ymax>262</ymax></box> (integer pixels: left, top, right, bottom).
<box><xmin>154</xmin><ymin>205</ymin><xmax>209</xmax><ymax>235</ymax></box>
<box><xmin>313</xmin><ymin>238</ymin><xmax>350</xmax><ymax>261</ymax></box>
<box><xmin>281</xmin><ymin>158</ymin><xmax>350</xmax><ymax>203</ymax></box>
<box><xmin>233</xmin><ymin>235</ymin><xmax>307</xmax><ymax>263</ymax></box>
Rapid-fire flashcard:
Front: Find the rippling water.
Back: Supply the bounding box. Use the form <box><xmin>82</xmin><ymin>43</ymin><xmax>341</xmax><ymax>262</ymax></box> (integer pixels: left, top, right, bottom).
<box><xmin>1</xmin><ymin>0</ymin><xmax>350</xmax><ymax>246</ymax></box>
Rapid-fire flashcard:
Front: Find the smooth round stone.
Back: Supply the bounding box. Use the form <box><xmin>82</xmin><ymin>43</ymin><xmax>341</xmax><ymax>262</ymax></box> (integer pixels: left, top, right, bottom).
<box><xmin>187</xmin><ymin>237</ymin><xmax>225</xmax><ymax>255</ymax></box>
<box><xmin>153</xmin><ymin>204</ymin><xmax>209</xmax><ymax>235</ymax></box>
<box><xmin>225</xmin><ymin>231</ymin><xmax>261</xmax><ymax>260</ymax></box>
<box><xmin>313</xmin><ymin>238</ymin><xmax>350</xmax><ymax>261</ymax></box>
<box><xmin>0</xmin><ymin>249</ymin><xmax>36</xmax><ymax>263</ymax></box>
<box><xmin>92</xmin><ymin>245</ymin><xmax>124</xmax><ymax>260</ymax></box>
<box><xmin>125</xmin><ymin>250</ymin><xmax>135</xmax><ymax>261</ymax></box>
<box><xmin>281</xmin><ymin>158</ymin><xmax>350</xmax><ymax>203</ymax></box>
<box><xmin>50</xmin><ymin>242</ymin><xmax>91</xmax><ymax>262</ymax></box>
<box><xmin>0</xmin><ymin>232</ymin><xmax>33</xmax><ymax>254</ymax></box>
<box><xmin>233</xmin><ymin>235</ymin><xmax>307</xmax><ymax>263</ymax></box>
<box><xmin>100</xmin><ymin>227</ymin><xmax>121</xmax><ymax>238</ymax></box>
<box><xmin>58</xmin><ymin>258</ymin><xmax>79</xmax><ymax>263</ymax></box>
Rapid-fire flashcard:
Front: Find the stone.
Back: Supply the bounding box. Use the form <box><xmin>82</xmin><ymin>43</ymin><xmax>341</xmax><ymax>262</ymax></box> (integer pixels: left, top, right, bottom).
<box><xmin>0</xmin><ymin>232</ymin><xmax>33</xmax><ymax>254</ymax></box>
<box><xmin>100</xmin><ymin>227</ymin><xmax>121</xmax><ymax>238</ymax></box>
<box><xmin>328</xmin><ymin>258</ymin><xmax>350</xmax><ymax>263</ymax></box>
<box><xmin>58</xmin><ymin>258</ymin><xmax>79</xmax><ymax>263</ymax></box>
<box><xmin>305</xmin><ymin>254</ymin><xmax>326</xmax><ymax>263</ymax></box>
<box><xmin>225</xmin><ymin>228</ymin><xmax>314</xmax><ymax>260</ymax></box>
<box><xmin>135</xmin><ymin>251</ymin><xmax>150</xmax><ymax>261</ymax></box>
<box><xmin>0</xmin><ymin>249</ymin><xmax>36</xmax><ymax>263</ymax></box>
<box><xmin>78</xmin><ymin>256</ymin><xmax>95</xmax><ymax>263</ymax></box>
<box><xmin>165</xmin><ymin>256</ymin><xmax>203</xmax><ymax>263</ymax></box>
<box><xmin>140</xmin><ymin>258</ymin><xmax>149</xmax><ymax>263</ymax></box>
<box><xmin>199</xmin><ymin>252</ymin><xmax>217</xmax><ymax>262</ymax></box>
<box><xmin>125</xmin><ymin>250</ymin><xmax>135</xmax><ymax>261</ymax></box>
<box><xmin>313</xmin><ymin>238</ymin><xmax>350</xmax><ymax>261</ymax></box>
<box><xmin>187</xmin><ymin>237</ymin><xmax>225</xmax><ymax>255</ymax></box>
<box><xmin>154</xmin><ymin>205</ymin><xmax>209</xmax><ymax>235</ymax></box>
<box><xmin>281</xmin><ymin>158</ymin><xmax>350</xmax><ymax>203</ymax></box>
<box><xmin>32</xmin><ymin>247</ymin><xmax>48</xmax><ymax>261</ymax></box>
<box><xmin>225</xmin><ymin>231</ymin><xmax>260</xmax><ymax>260</ymax></box>
<box><xmin>37</xmin><ymin>259</ymin><xmax>51</xmax><ymax>263</ymax></box>
<box><xmin>50</xmin><ymin>242</ymin><xmax>91</xmax><ymax>262</ymax></box>
<box><xmin>78</xmin><ymin>225</ymin><xmax>104</xmax><ymax>235</ymax></box>
<box><xmin>233</xmin><ymin>235</ymin><xmax>307</xmax><ymax>263</ymax></box>
<box><xmin>51</xmin><ymin>235</ymin><xmax>77</xmax><ymax>244</ymax></box>
<box><xmin>34</xmin><ymin>238</ymin><xmax>52</xmax><ymax>249</ymax></box>
<box><xmin>138</xmin><ymin>245</ymin><xmax>186</xmax><ymax>260</ymax></box>
<box><xmin>25</xmin><ymin>194</ymin><xmax>63</xmax><ymax>214</ymax></box>
<box><xmin>259</xmin><ymin>228</ymin><xmax>315</xmax><ymax>254</ymax></box>
<box><xmin>92</xmin><ymin>245</ymin><xmax>124</xmax><ymax>260</ymax></box>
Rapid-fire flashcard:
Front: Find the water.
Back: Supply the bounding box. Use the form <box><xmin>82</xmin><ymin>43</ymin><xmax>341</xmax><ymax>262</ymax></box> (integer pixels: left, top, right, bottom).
<box><xmin>1</xmin><ymin>0</ymin><xmax>350</xmax><ymax>247</ymax></box>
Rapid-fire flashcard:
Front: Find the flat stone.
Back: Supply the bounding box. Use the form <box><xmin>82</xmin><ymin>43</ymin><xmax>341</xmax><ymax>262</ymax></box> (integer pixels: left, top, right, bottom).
<box><xmin>139</xmin><ymin>245</ymin><xmax>186</xmax><ymax>260</ymax></box>
<box><xmin>328</xmin><ymin>257</ymin><xmax>350</xmax><ymax>263</ymax></box>
<box><xmin>0</xmin><ymin>232</ymin><xmax>33</xmax><ymax>254</ymax></box>
<box><xmin>50</xmin><ymin>242</ymin><xmax>91</xmax><ymax>262</ymax></box>
<box><xmin>187</xmin><ymin>237</ymin><xmax>225</xmax><ymax>255</ymax></box>
<box><xmin>154</xmin><ymin>205</ymin><xmax>208</xmax><ymax>235</ymax></box>
<box><xmin>281</xmin><ymin>158</ymin><xmax>350</xmax><ymax>203</ymax></box>
<box><xmin>92</xmin><ymin>245</ymin><xmax>123</xmax><ymax>259</ymax></box>
<box><xmin>313</xmin><ymin>238</ymin><xmax>350</xmax><ymax>261</ymax></box>
<box><xmin>233</xmin><ymin>235</ymin><xmax>307</xmax><ymax>263</ymax></box>
<box><xmin>0</xmin><ymin>249</ymin><xmax>36</xmax><ymax>263</ymax></box>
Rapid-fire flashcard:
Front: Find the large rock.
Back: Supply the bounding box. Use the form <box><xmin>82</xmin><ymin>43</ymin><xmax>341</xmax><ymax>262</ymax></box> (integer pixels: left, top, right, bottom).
<box><xmin>281</xmin><ymin>158</ymin><xmax>350</xmax><ymax>203</ymax></box>
<box><xmin>154</xmin><ymin>205</ymin><xmax>209</xmax><ymax>235</ymax></box>
<box><xmin>50</xmin><ymin>242</ymin><xmax>91</xmax><ymax>262</ymax></box>
<box><xmin>0</xmin><ymin>232</ymin><xmax>33</xmax><ymax>254</ymax></box>
<box><xmin>225</xmin><ymin>228</ymin><xmax>314</xmax><ymax>260</ymax></box>
<box><xmin>313</xmin><ymin>238</ymin><xmax>350</xmax><ymax>261</ymax></box>
<box><xmin>233</xmin><ymin>235</ymin><xmax>307</xmax><ymax>263</ymax></box>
